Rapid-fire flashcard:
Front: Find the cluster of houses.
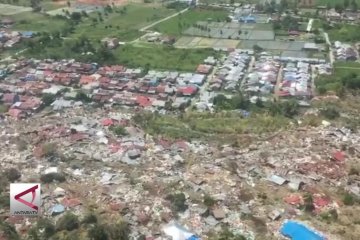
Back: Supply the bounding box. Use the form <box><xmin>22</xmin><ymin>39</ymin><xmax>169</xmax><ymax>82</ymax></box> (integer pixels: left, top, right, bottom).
<box><xmin>0</xmin><ymin>30</ymin><xmax>35</xmax><ymax>49</ymax></box>
<box><xmin>0</xmin><ymin>18</ymin><xmax>35</xmax><ymax>49</ymax></box>
<box><xmin>243</xmin><ymin>59</ymin><xmax>280</xmax><ymax>96</ymax></box>
<box><xmin>0</xmin><ymin>58</ymin><xmax>215</xmax><ymax>119</ymax></box>
<box><xmin>333</xmin><ymin>41</ymin><xmax>359</xmax><ymax>61</ymax></box>
<box><xmin>209</xmin><ymin>50</ymin><xmax>251</xmax><ymax>92</ymax></box>
<box><xmin>278</xmin><ymin>62</ymin><xmax>312</xmax><ymax>98</ymax></box>
<box><xmin>323</xmin><ymin>8</ymin><xmax>360</xmax><ymax>23</ymax></box>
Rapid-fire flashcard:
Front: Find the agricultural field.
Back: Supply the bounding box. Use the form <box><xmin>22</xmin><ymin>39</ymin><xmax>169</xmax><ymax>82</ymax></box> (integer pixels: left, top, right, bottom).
<box><xmin>114</xmin><ymin>44</ymin><xmax>217</xmax><ymax>71</ymax></box>
<box><xmin>152</xmin><ymin>8</ymin><xmax>228</xmax><ymax>36</ymax></box>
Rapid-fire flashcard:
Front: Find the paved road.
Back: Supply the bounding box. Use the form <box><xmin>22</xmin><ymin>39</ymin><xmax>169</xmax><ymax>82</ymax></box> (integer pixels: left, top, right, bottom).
<box><xmin>139</xmin><ymin>8</ymin><xmax>189</xmax><ymax>32</ymax></box>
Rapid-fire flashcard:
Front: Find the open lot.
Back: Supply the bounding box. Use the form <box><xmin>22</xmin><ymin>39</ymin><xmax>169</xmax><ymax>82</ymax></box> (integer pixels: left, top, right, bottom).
<box><xmin>8</xmin><ymin>4</ymin><xmax>176</xmax><ymax>42</ymax></box>
<box><xmin>152</xmin><ymin>8</ymin><xmax>228</xmax><ymax>36</ymax></box>
<box><xmin>175</xmin><ymin>36</ymin><xmax>240</xmax><ymax>49</ymax></box>
<box><xmin>114</xmin><ymin>44</ymin><xmax>217</xmax><ymax>71</ymax></box>
<box><xmin>0</xmin><ymin>3</ymin><xmax>32</xmax><ymax>15</ymax></box>
<box><xmin>71</xmin><ymin>4</ymin><xmax>177</xmax><ymax>42</ymax></box>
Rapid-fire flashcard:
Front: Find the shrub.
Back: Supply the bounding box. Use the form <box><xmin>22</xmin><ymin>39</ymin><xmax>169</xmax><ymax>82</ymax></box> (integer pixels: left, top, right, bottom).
<box><xmin>40</xmin><ymin>173</ymin><xmax>66</xmax><ymax>183</ymax></box>
<box><xmin>303</xmin><ymin>193</ymin><xmax>314</xmax><ymax>212</ymax></box>
<box><xmin>82</xmin><ymin>212</ymin><xmax>98</xmax><ymax>224</ymax></box>
<box><xmin>28</xmin><ymin>218</ymin><xmax>56</xmax><ymax>239</ymax></box>
<box><xmin>0</xmin><ymin>220</ymin><xmax>20</xmax><ymax>240</ymax></box>
<box><xmin>88</xmin><ymin>224</ymin><xmax>108</xmax><ymax>240</ymax></box>
<box><xmin>43</xmin><ymin>143</ymin><xmax>58</xmax><ymax>157</ymax></box>
<box><xmin>0</xmin><ymin>104</ymin><xmax>8</xmax><ymax>113</ymax></box>
<box><xmin>209</xmin><ymin>226</ymin><xmax>246</xmax><ymax>240</ymax></box>
<box><xmin>321</xmin><ymin>106</ymin><xmax>340</xmax><ymax>120</ymax></box>
<box><xmin>106</xmin><ymin>221</ymin><xmax>130</xmax><ymax>240</ymax></box>
<box><xmin>109</xmin><ymin>126</ymin><xmax>128</xmax><ymax>136</ymax></box>
<box><xmin>5</xmin><ymin>168</ymin><xmax>21</xmax><ymax>182</ymax></box>
<box><xmin>16</xmin><ymin>139</ymin><xmax>27</xmax><ymax>151</ymax></box>
<box><xmin>343</xmin><ymin>193</ymin><xmax>355</xmax><ymax>205</ymax></box>
<box><xmin>203</xmin><ymin>194</ymin><xmax>216</xmax><ymax>207</ymax></box>
<box><xmin>166</xmin><ymin>193</ymin><xmax>188</xmax><ymax>212</ymax></box>
<box><xmin>56</xmin><ymin>213</ymin><xmax>79</xmax><ymax>231</ymax></box>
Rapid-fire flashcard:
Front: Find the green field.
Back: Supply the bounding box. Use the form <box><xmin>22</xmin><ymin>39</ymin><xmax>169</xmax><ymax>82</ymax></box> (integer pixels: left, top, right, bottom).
<box><xmin>71</xmin><ymin>5</ymin><xmax>176</xmax><ymax>42</ymax></box>
<box><xmin>152</xmin><ymin>8</ymin><xmax>228</xmax><ymax>36</ymax></box>
<box><xmin>114</xmin><ymin>44</ymin><xmax>216</xmax><ymax>71</ymax></box>
<box><xmin>0</xmin><ymin>0</ymin><xmax>66</xmax><ymax>11</ymax></box>
<box><xmin>11</xmin><ymin>12</ymin><xmax>68</xmax><ymax>32</ymax></box>
<box><xmin>327</xmin><ymin>24</ymin><xmax>360</xmax><ymax>42</ymax></box>
<box><xmin>9</xmin><ymin>4</ymin><xmax>177</xmax><ymax>42</ymax></box>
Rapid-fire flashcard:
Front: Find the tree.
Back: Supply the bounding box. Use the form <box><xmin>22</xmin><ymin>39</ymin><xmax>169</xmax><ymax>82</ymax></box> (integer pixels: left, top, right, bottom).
<box><xmin>42</xmin><ymin>93</ymin><xmax>56</xmax><ymax>106</ymax></box>
<box><xmin>344</xmin><ymin>0</ymin><xmax>350</xmax><ymax>8</ymax></box>
<box><xmin>75</xmin><ymin>91</ymin><xmax>91</xmax><ymax>102</ymax></box>
<box><xmin>30</xmin><ymin>0</ymin><xmax>41</xmax><ymax>12</ymax></box>
<box><xmin>67</xmin><ymin>0</ymin><xmax>71</xmax><ymax>7</ymax></box>
<box><xmin>335</xmin><ymin>3</ymin><xmax>344</xmax><ymax>13</ymax></box>
<box><xmin>351</xmin><ymin>0</ymin><xmax>358</xmax><ymax>11</ymax></box>
<box><xmin>253</xmin><ymin>44</ymin><xmax>263</xmax><ymax>53</ymax></box>
<box><xmin>71</xmin><ymin>12</ymin><xmax>82</xmax><ymax>23</ymax></box>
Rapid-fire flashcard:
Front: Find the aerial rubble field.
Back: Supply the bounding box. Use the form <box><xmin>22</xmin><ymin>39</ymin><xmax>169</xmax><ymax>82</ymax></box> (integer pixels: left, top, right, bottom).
<box><xmin>0</xmin><ymin>107</ymin><xmax>360</xmax><ymax>239</ymax></box>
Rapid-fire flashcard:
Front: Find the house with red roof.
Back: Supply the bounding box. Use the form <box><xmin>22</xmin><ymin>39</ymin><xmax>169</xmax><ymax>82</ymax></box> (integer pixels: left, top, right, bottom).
<box><xmin>136</xmin><ymin>96</ymin><xmax>153</xmax><ymax>107</ymax></box>
<box><xmin>177</xmin><ymin>85</ymin><xmax>198</xmax><ymax>96</ymax></box>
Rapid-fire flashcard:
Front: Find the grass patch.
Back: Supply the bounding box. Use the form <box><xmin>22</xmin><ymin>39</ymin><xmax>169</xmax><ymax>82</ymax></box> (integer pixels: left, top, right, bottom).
<box><xmin>11</xmin><ymin>12</ymin><xmax>68</xmax><ymax>32</ymax></box>
<box><xmin>152</xmin><ymin>8</ymin><xmax>228</xmax><ymax>36</ymax></box>
<box><xmin>115</xmin><ymin>44</ymin><xmax>217</xmax><ymax>71</ymax></box>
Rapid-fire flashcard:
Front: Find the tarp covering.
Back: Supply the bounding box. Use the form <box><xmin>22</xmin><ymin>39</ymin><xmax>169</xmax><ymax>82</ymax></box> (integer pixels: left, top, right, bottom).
<box><xmin>281</xmin><ymin>221</ymin><xmax>325</xmax><ymax>240</ymax></box>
